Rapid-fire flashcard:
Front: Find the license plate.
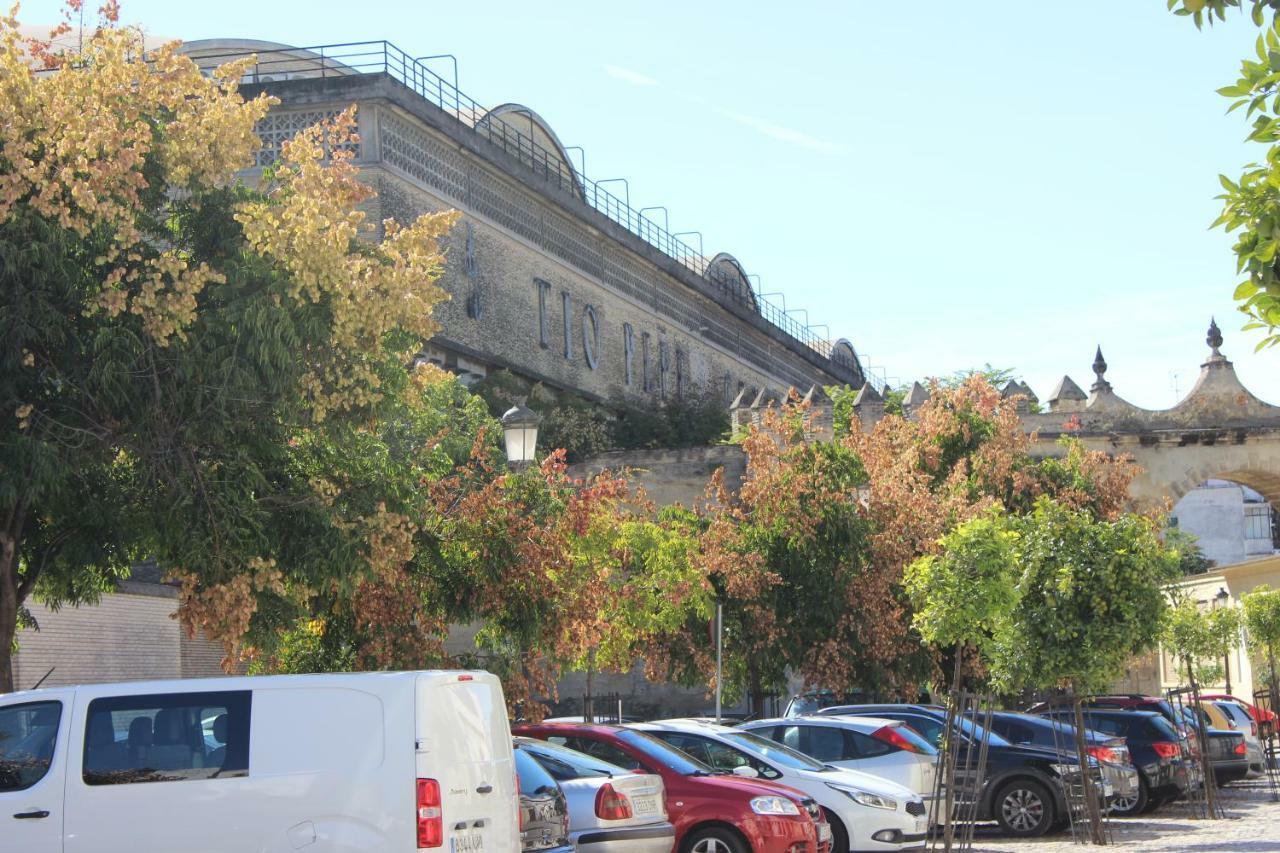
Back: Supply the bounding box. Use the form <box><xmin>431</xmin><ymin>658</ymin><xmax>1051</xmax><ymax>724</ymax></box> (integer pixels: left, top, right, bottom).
<box><xmin>632</xmin><ymin>794</ymin><xmax>659</xmax><ymax>816</ymax></box>
<box><xmin>450</xmin><ymin>832</ymin><xmax>483</xmax><ymax>853</ymax></box>
<box><xmin>818</xmin><ymin>823</ymin><xmax>832</xmax><ymax>843</ymax></box>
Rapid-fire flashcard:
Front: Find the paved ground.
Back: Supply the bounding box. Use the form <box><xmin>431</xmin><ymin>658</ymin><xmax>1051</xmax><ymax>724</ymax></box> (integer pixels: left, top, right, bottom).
<box><xmin>970</xmin><ymin>779</ymin><xmax>1280</xmax><ymax>852</ymax></box>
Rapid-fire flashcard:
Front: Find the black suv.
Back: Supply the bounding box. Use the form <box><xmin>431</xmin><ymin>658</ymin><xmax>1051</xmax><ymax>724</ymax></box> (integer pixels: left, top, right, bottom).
<box><xmin>815</xmin><ymin>704</ymin><xmax>1100</xmax><ymax>838</ymax></box>
<box><xmin>1034</xmin><ymin>709</ymin><xmax>1192</xmax><ymax>816</ymax></box>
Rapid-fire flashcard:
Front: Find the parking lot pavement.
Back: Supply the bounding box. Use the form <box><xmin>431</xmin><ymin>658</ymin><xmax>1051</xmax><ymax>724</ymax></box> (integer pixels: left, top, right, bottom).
<box><xmin>971</xmin><ymin>780</ymin><xmax>1280</xmax><ymax>852</ymax></box>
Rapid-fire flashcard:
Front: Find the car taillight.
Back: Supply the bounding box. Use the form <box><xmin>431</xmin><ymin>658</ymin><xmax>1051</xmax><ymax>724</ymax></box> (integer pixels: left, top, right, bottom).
<box><xmin>1252</xmin><ymin>721</ymin><xmax>1258</xmax><ymax>737</ymax></box>
<box><xmin>417</xmin><ymin>778</ymin><xmax>443</xmax><ymax>848</ymax></box>
<box><xmin>1234</xmin><ymin>741</ymin><xmax>1247</xmax><ymax>756</ymax></box>
<box><xmin>516</xmin><ymin>773</ymin><xmax>524</xmax><ymax>832</ymax></box>
<box><xmin>873</xmin><ymin>725</ymin><xmax>922</xmax><ymax>754</ymax></box>
<box><xmin>1086</xmin><ymin>745</ymin><xmax>1118</xmax><ymax>764</ymax></box>
<box><xmin>1152</xmin><ymin>742</ymin><xmax>1180</xmax><ymax>760</ymax></box>
<box><xmin>595</xmin><ymin>782</ymin><xmax>634</xmax><ymax>820</ymax></box>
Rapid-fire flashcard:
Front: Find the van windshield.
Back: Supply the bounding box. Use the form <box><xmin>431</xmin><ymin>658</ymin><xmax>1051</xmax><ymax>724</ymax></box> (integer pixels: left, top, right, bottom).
<box><xmin>615</xmin><ymin>729</ymin><xmax>715</xmax><ymax>775</ymax></box>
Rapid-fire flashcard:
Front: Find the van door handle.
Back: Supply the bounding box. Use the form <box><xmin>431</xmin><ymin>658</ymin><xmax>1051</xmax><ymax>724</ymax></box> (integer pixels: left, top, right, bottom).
<box><xmin>476</xmin><ymin>784</ymin><xmax>493</xmax><ymax>794</ymax></box>
<box><xmin>14</xmin><ymin>810</ymin><xmax>50</xmax><ymax>819</ymax></box>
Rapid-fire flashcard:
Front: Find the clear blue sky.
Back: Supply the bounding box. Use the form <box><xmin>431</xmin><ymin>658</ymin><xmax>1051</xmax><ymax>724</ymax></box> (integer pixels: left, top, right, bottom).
<box><xmin>20</xmin><ymin>0</ymin><xmax>1280</xmax><ymax>407</ymax></box>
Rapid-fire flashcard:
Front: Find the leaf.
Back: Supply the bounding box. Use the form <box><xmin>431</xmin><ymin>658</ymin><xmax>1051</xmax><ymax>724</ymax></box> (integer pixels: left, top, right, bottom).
<box><xmin>1256</xmin><ymin>2</ymin><xmax>1267</xmax><ymax>26</ymax></box>
<box><xmin>1236</xmin><ymin>280</ymin><xmax>1262</xmax><ymax>299</ymax></box>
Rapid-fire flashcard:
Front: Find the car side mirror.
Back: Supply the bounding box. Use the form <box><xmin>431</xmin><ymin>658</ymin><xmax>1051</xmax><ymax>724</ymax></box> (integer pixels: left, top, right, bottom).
<box><xmin>731</xmin><ymin>765</ymin><xmax>759</xmax><ymax>778</ymax></box>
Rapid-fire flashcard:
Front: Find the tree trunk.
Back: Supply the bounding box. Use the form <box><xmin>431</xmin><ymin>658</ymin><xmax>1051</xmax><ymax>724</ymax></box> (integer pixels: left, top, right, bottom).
<box><xmin>747</xmin><ymin>662</ymin><xmax>765</xmax><ymax>720</ymax></box>
<box><xmin>0</xmin><ymin>535</ymin><xmax>19</xmax><ymax>694</ymax></box>
<box><xmin>1071</xmin><ymin>690</ymin><xmax>1105</xmax><ymax>844</ymax></box>
<box><xmin>1184</xmin><ymin>653</ymin><xmax>1220</xmax><ymax>818</ymax></box>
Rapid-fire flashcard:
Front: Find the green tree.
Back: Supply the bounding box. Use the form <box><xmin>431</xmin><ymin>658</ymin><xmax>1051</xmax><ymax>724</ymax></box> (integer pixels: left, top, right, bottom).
<box><xmin>1171</xmin><ymin>0</ymin><xmax>1280</xmax><ymax>348</ymax></box>
<box><xmin>0</xmin><ymin>12</ymin><xmax>457</xmax><ymax>692</ymax></box>
<box><xmin>1162</xmin><ymin>595</ymin><xmax>1242</xmax><ymax>687</ymax></box>
<box><xmin>1242</xmin><ymin>583</ymin><xmax>1280</xmax><ymax>689</ymax></box>
<box><xmin>989</xmin><ymin>498</ymin><xmax>1182</xmax><ymax>696</ymax></box>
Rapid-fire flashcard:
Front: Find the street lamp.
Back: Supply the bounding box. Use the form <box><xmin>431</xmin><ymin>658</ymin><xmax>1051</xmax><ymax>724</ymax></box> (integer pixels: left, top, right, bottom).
<box><xmin>1215</xmin><ymin>587</ymin><xmax>1232</xmax><ymax>693</ymax></box>
<box><xmin>500</xmin><ymin>402</ymin><xmax>540</xmax><ymax>469</ymax></box>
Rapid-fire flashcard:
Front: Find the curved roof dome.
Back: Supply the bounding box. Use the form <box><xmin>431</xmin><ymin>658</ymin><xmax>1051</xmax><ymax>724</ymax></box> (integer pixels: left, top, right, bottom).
<box><xmin>475</xmin><ymin>103</ymin><xmax>584</xmax><ymax>199</ymax></box>
<box><xmin>178</xmin><ymin>39</ymin><xmax>360</xmax><ymax>81</ymax></box>
<box><xmin>703</xmin><ymin>252</ymin><xmax>758</xmax><ymax>311</ymax></box>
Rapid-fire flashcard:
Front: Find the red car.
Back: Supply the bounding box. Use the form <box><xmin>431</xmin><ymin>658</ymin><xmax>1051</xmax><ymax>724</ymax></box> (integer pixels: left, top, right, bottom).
<box><xmin>514</xmin><ymin>722</ymin><xmax>828</xmax><ymax>853</ymax></box>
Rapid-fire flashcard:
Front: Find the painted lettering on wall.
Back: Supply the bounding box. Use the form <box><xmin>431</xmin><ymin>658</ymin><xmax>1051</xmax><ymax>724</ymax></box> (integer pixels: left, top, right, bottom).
<box><xmin>583</xmin><ymin>304</ymin><xmax>599</xmax><ymax>370</ymax></box>
<box><xmin>658</xmin><ymin>341</ymin><xmax>669</xmax><ymax>399</ymax></box>
<box><xmin>561</xmin><ymin>291</ymin><xmax>573</xmax><ymax>360</ymax></box>
<box><xmin>641</xmin><ymin>332</ymin><xmax>651</xmax><ymax>393</ymax></box>
<box><xmin>535</xmin><ymin>278</ymin><xmax>551</xmax><ymax>349</ymax></box>
<box><xmin>623</xmin><ymin>323</ymin><xmax>634</xmax><ymax>385</ymax></box>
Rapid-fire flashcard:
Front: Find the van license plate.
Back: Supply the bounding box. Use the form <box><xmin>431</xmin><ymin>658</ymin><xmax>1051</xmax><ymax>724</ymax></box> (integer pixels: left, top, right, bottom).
<box><xmin>632</xmin><ymin>794</ymin><xmax>658</xmax><ymax>816</ymax></box>
<box><xmin>818</xmin><ymin>823</ymin><xmax>832</xmax><ymax>844</ymax></box>
<box><xmin>451</xmin><ymin>832</ymin><xmax>483</xmax><ymax>853</ymax></box>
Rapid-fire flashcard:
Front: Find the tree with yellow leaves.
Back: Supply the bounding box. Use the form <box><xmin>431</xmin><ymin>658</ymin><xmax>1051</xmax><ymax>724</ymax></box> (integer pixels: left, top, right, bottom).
<box><xmin>0</xmin><ymin>2</ymin><xmax>457</xmax><ymax>692</ymax></box>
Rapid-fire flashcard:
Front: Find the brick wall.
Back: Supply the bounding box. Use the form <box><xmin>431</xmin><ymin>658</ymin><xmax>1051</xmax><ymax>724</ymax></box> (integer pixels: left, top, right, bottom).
<box><xmin>13</xmin><ymin>582</ymin><xmax>230</xmax><ymax>691</ymax></box>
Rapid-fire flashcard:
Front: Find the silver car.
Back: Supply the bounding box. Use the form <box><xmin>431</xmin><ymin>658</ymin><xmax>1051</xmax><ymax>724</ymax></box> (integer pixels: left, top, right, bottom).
<box><xmin>515</xmin><ymin>737</ymin><xmax>676</xmax><ymax>853</ymax></box>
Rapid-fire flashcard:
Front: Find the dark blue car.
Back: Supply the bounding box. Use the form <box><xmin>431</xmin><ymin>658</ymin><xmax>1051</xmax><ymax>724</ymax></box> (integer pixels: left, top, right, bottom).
<box><xmin>1035</xmin><ymin>709</ymin><xmax>1192</xmax><ymax>816</ymax></box>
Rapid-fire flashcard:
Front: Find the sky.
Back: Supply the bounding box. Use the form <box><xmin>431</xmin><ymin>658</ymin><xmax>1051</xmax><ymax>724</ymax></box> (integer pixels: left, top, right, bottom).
<box><xmin>17</xmin><ymin>0</ymin><xmax>1280</xmax><ymax>407</ymax></box>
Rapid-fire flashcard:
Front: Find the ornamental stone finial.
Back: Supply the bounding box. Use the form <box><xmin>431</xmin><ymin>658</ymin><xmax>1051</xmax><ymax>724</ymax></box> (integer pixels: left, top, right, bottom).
<box><xmin>1207</xmin><ymin>317</ymin><xmax>1224</xmax><ymax>357</ymax></box>
<box><xmin>1091</xmin><ymin>346</ymin><xmax>1112</xmax><ymax>394</ymax></box>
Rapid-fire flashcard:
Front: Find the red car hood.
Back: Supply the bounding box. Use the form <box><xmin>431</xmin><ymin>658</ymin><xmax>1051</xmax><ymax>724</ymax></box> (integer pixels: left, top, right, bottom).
<box><xmin>695</xmin><ymin>773</ymin><xmax>810</xmax><ymax>802</ymax></box>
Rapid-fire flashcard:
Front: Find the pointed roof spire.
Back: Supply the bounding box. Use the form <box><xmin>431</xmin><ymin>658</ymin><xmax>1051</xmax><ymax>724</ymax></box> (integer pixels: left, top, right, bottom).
<box><xmin>1091</xmin><ymin>346</ymin><xmax>1112</xmax><ymax>394</ymax></box>
<box><xmin>1049</xmin><ymin>375</ymin><xmax>1087</xmax><ymax>402</ymax></box>
<box><xmin>853</xmin><ymin>381</ymin><xmax>883</xmax><ymax>405</ymax></box>
<box><xmin>1206</xmin><ymin>317</ymin><xmax>1226</xmax><ymax>362</ymax></box>
<box><xmin>903</xmin><ymin>381</ymin><xmax>930</xmax><ymax>409</ymax></box>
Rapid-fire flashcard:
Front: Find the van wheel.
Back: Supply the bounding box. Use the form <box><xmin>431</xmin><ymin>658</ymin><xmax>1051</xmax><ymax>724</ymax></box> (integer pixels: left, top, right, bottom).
<box><xmin>822</xmin><ymin>808</ymin><xmax>850</xmax><ymax>853</ymax></box>
<box><xmin>1109</xmin><ymin>777</ymin><xmax>1149</xmax><ymax>818</ymax></box>
<box><xmin>684</xmin><ymin>826</ymin><xmax>747</xmax><ymax>853</ymax></box>
<box><xmin>994</xmin><ymin>779</ymin><xmax>1055</xmax><ymax>837</ymax></box>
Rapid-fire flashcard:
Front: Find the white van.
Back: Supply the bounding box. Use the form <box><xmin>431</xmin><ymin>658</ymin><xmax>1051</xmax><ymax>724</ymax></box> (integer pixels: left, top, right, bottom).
<box><xmin>0</xmin><ymin>670</ymin><xmax>520</xmax><ymax>853</ymax></box>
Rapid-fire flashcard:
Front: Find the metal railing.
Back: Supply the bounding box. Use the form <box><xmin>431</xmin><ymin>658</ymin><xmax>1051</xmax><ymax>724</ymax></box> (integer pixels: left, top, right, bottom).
<box><xmin>188</xmin><ymin>40</ymin><xmax>854</xmax><ymax>370</ymax></box>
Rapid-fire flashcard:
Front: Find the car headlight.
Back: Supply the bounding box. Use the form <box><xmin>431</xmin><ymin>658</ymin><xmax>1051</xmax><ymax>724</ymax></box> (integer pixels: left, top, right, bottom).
<box><xmin>826</xmin><ymin>783</ymin><xmax>898</xmax><ymax>811</ymax></box>
<box><xmin>749</xmin><ymin>796</ymin><xmax>801</xmax><ymax>816</ymax></box>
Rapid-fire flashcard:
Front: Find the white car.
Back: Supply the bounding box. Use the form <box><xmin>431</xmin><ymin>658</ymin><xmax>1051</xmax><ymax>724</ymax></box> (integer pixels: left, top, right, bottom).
<box><xmin>634</xmin><ymin>719</ymin><xmax>929</xmax><ymax>853</ymax></box>
<box><xmin>740</xmin><ymin>715</ymin><xmax>939</xmax><ymax>802</ymax></box>
<box><xmin>1212</xmin><ymin>700</ymin><xmax>1267</xmax><ymax>776</ymax></box>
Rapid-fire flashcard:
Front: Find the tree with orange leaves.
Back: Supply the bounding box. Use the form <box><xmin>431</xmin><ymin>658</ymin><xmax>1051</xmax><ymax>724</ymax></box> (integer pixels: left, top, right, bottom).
<box><xmin>0</xmin><ymin>3</ymin><xmax>457</xmax><ymax>692</ymax></box>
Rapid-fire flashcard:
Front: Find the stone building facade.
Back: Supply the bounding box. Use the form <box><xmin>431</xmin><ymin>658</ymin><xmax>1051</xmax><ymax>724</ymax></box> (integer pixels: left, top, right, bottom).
<box><xmin>179</xmin><ymin>40</ymin><xmax>866</xmax><ymax>408</ymax></box>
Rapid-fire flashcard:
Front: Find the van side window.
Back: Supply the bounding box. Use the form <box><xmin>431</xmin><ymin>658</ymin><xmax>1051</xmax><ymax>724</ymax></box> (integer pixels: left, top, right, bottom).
<box><xmin>82</xmin><ymin>691</ymin><xmax>251</xmax><ymax>785</ymax></box>
<box><xmin>0</xmin><ymin>701</ymin><xmax>62</xmax><ymax>792</ymax></box>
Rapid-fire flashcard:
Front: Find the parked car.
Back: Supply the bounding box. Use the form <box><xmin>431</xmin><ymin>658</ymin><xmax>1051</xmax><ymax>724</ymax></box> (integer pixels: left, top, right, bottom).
<box><xmin>514</xmin><ymin>722</ymin><xmax>828</xmax><ymax>853</ymax></box>
<box><xmin>814</xmin><ymin>704</ymin><xmax>1103</xmax><ymax>838</ymax></box>
<box><xmin>1034</xmin><ymin>709</ymin><xmax>1193</xmax><ymax>816</ymax></box>
<box><xmin>636</xmin><ymin>718</ymin><xmax>930</xmax><ymax>853</ymax></box>
<box><xmin>738</xmin><ymin>715</ymin><xmax>939</xmax><ymax>802</ymax></box>
<box><xmin>969</xmin><ymin>711</ymin><xmax>1139</xmax><ymax>812</ymax></box>
<box><xmin>0</xmin><ymin>670</ymin><xmax>520</xmax><ymax>853</ymax></box>
<box><xmin>513</xmin><ymin>737</ymin><xmax>676</xmax><ymax>853</ymax></box>
<box><xmin>1176</xmin><ymin>706</ymin><xmax>1251</xmax><ymax>786</ymax></box>
<box><xmin>514</xmin><ymin>746</ymin><xmax>573</xmax><ymax>853</ymax></box>
<box><xmin>1199</xmin><ymin>693</ymin><xmax>1279</xmax><ymax>738</ymax></box>
<box><xmin>1206</xmin><ymin>699</ymin><xmax>1266</xmax><ymax>774</ymax></box>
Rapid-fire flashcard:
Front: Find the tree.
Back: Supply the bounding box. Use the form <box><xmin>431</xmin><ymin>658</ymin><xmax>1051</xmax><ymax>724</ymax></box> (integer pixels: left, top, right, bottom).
<box><xmin>1242</xmin><ymin>583</ymin><xmax>1280</xmax><ymax>694</ymax></box>
<box><xmin>646</xmin><ymin>400</ymin><xmax>885</xmax><ymax>713</ymax></box>
<box><xmin>990</xmin><ymin>499</ymin><xmax>1181</xmax><ymax>696</ymax></box>
<box><xmin>1163</xmin><ymin>595</ymin><xmax>1242</xmax><ymax>687</ymax></box>
<box><xmin>0</xmin><ymin>6</ymin><xmax>457</xmax><ymax>692</ymax></box>
<box><xmin>1170</xmin><ymin>0</ymin><xmax>1280</xmax><ymax>349</ymax></box>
